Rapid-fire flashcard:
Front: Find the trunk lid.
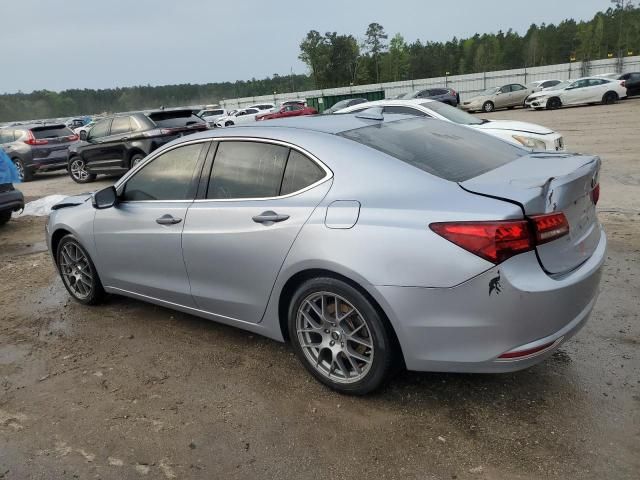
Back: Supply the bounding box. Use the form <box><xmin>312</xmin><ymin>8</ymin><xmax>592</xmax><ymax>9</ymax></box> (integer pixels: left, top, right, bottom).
<box><xmin>460</xmin><ymin>153</ymin><xmax>601</xmax><ymax>274</ymax></box>
<box><xmin>30</xmin><ymin>125</ymin><xmax>77</xmax><ymax>159</ymax></box>
<box><xmin>477</xmin><ymin>119</ymin><xmax>553</xmax><ymax>135</ymax></box>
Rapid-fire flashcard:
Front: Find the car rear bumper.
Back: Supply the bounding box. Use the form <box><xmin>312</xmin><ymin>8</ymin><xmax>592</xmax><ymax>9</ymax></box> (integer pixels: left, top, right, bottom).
<box><xmin>0</xmin><ymin>189</ymin><xmax>25</xmax><ymax>212</ymax></box>
<box><xmin>374</xmin><ymin>227</ymin><xmax>606</xmax><ymax>373</ymax></box>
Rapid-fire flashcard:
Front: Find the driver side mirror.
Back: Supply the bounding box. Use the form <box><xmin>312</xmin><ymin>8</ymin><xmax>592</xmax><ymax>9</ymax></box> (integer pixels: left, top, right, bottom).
<box><xmin>80</xmin><ymin>130</ymin><xmax>88</xmax><ymax>141</ymax></box>
<box><xmin>92</xmin><ymin>186</ymin><xmax>118</xmax><ymax>209</ymax></box>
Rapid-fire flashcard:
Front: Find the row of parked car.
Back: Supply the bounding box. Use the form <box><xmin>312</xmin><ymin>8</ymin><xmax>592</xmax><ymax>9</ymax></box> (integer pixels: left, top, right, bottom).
<box><xmin>461</xmin><ymin>72</ymin><xmax>639</xmax><ymax>112</ymax></box>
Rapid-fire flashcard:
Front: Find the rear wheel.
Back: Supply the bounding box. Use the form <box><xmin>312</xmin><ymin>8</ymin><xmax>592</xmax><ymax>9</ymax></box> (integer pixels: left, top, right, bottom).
<box><xmin>602</xmin><ymin>91</ymin><xmax>618</xmax><ymax>105</ymax></box>
<box><xmin>0</xmin><ymin>209</ymin><xmax>11</xmax><ymax>225</ymax></box>
<box><xmin>546</xmin><ymin>97</ymin><xmax>562</xmax><ymax>110</ymax></box>
<box><xmin>13</xmin><ymin>158</ymin><xmax>32</xmax><ymax>182</ymax></box>
<box><xmin>288</xmin><ymin>277</ymin><xmax>395</xmax><ymax>395</ymax></box>
<box><xmin>130</xmin><ymin>153</ymin><xmax>145</xmax><ymax>169</ymax></box>
<box><xmin>56</xmin><ymin>235</ymin><xmax>104</xmax><ymax>305</ymax></box>
<box><xmin>482</xmin><ymin>101</ymin><xmax>495</xmax><ymax>113</ymax></box>
<box><xmin>68</xmin><ymin>156</ymin><xmax>96</xmax><ymax>184</ymax></box>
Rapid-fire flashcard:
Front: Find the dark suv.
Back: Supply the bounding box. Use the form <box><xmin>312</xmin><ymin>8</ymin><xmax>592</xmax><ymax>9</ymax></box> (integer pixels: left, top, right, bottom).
<box><xmin>68</xmin><ymin>109</ymin><xmax>207</xmax><ymax>183</ymax></box>
<box><xmin>0</xmin><ymin>124</ymin><xmax>78</xmax><ymax>181</ymax></box>
<box><xmin>399</xmin><ymin>88</ymin><xmax>460</xmax><ymax>106</ymax></box>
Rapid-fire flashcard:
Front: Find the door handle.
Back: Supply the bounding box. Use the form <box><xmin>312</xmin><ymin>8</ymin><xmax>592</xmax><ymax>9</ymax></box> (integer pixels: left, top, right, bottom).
<box><xmin>156</xmin><ymin>214</ymin><xmax>182</xmax><ymax>225</ymax></box>
<box><xmin>252</xmin><ymin>211</ymin><xmax>290</xmax><ymax>224</ymax></box>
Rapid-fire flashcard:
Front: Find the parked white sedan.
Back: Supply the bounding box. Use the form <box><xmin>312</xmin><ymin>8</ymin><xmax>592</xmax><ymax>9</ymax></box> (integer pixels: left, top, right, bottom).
<box><xmin>525</xmin><ymin>76</ymin><xmax>627</xmax><ymax>110</ymax></box>
<box><xmin>214</xmin><ymin>108</ymin><xmax>262</xmax><ymax>127</ymax></box>
<box><xmin>336</xmin><ymin>99</ymin><xmax>565</xmax><ymax>151</ymax></box>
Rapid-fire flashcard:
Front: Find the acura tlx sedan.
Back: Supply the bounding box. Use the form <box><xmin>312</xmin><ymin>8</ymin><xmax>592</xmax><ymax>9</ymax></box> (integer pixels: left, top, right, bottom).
<box><xmin>46</xmin><ymin>113</ymin><xmax>606</xmax><ymax>395</ymax></box>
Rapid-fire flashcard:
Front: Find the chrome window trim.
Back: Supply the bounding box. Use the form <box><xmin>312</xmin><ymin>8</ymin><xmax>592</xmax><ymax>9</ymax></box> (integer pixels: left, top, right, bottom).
<box><xmin>196</xmin><ymin>136</ymin><xmax>333</xmax><ymax>203</ymax></box>
<box><xmin>115</xmin><ymin>136</ymin><xmax>333</xmax><ymax>204</ymax></box>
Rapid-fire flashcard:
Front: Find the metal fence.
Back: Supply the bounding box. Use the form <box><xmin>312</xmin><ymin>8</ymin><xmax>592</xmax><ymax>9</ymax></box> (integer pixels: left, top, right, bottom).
<box><xmin>220</xmin><ymin>55</ymin><xmax>640</xmax><ymax>109</ymax></box>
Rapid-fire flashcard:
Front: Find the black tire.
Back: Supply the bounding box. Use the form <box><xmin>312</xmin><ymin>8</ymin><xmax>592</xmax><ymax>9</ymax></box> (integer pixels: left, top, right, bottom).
<box><xmin>129</xmin><ymin>153</ymin><xmax>145</xmax><ymax>169</ymax></box>
<box><xmin>225</xmin><ymin>121</ymin><xmax>234</xmax><ymax>127</ymax></box>
<box><xmin>0</xmin><ymin>209</ymin><xmax>11</xmax><ymax>225</ymax></box>
<box><xmin>68</xmin><ymin>156</ymin><xmax>96</xmax><ymax>184</ymax></box>
<box><xmin>288</xmin><ymin>277</ymin><xmax>396</xmax><ymax>395</ymax></box>
<box><xmin>13</xmin><ymin>158</ymin><xmax>32</xmax><ymax>182</ymax></box>
<box><xmin>546</xmin><ymin>97</ymin><xmax>562</xmax><ymax>110</ymax></box>
<box><xmin>602</xmin><ymin>91</ymin><xmax>618</xmax><ymax>105</ymax></box>
<box><xmin>56</xmin><ymin>234</ymin><xmax>105</xmax><ymax>305</ymax></box>
<box><xmin>482</xmin><ymin>101</ymin><xmax>495</xmax><ymax>113</ymax></box>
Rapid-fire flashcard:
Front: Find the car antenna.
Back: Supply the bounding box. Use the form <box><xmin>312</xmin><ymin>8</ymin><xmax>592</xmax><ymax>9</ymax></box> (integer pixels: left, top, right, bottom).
<box><xmin>355</xmin><ymin>107</ymin><xmax>384</xmax><ymax>121</ymax></box>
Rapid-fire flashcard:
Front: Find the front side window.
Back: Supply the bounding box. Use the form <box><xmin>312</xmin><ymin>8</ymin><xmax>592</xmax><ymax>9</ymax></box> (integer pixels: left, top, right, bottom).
<box><xmin>110</xmin><ymin>116</ymin><xmax>132</xmax><ymax>135</ymax></box>
<box><xmin>207</xmin><ymin>141</ymin><xmax>289</xmax><ymax>199</ymax></box>
<box><xmin>121</xmin><ymin>143</ymin><xmax>203</xmax><ymax>201</ymax></box>
<box><xmin>88</xmin><ymin>119</ymin><xmax>111</xmax><ymax>140</ymax></box>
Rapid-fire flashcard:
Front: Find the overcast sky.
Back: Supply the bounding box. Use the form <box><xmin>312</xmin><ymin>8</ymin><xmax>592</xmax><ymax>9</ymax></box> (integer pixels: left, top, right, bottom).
<box><xmin>1</xmin><ymin>0</ymin><xmax>608</xmax><ymax>94</ymax></box>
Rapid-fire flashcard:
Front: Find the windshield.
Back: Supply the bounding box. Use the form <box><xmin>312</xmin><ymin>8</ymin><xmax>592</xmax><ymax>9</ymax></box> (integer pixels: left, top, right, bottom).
<box><xmin>544</xmin><ymin>81</ymin><xmax>570</xmax><ymax>90</ymax></box>
<box><xmin>421</xmin><ymin>101</ymin><xmax>483</xmax><ymax>125</ymax></box>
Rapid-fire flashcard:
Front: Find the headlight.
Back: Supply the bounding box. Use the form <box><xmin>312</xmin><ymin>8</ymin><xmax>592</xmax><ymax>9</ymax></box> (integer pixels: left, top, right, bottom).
<box><xmin>512</xmin><ymin>135</ymin><xmax>548</xmax><ymax>150</ymax></box>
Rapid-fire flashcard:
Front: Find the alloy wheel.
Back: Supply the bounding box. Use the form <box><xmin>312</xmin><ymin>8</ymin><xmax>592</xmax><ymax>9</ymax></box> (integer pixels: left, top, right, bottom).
<box><xmin>296</xmin><ymin>292</ymin><xmax>374</xmax><ymax>384</ymax></box>
<box><xmin>59</xmin><ymin>242</ymin><xmax>94</xmax><ymax>300</ymax></box>
<box><xmin>13</xmin><ymin>160</ymin><xmax>24</xmax><ymax>181</ymax></box>
<box><xmin>70</xmin><ymin>158</ymin><xmax>89</xmax><ymax>182</ymax></box>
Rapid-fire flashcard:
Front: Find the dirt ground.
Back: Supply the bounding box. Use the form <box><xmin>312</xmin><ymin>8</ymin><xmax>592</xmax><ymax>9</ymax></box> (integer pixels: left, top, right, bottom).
<box><xmin>1</xmin><ymin>100</ymin><xmax>639</xmax><ymax>479</ymax></box>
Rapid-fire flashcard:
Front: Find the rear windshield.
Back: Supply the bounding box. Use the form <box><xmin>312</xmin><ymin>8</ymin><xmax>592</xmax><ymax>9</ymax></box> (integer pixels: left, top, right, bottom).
<box><xmin>147</xmin><ymin>111</ymin><xmax>205</xmax><ymax>128</ymax></box>
<box><xmin>338</xmin><ymin>117</ymin><xmax>525</xmax><ymax>182</ymax></box>
<box><xmin>31</xmin><ymin>125</ymin><xmax>74</xmax><ymax>139</ymax></box>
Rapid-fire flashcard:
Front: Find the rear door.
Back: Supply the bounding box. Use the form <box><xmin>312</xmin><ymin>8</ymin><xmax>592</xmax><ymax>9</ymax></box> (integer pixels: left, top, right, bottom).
<box><xmin>94</xmin><ymin>141</ymin><xmax>208</xmax><ymax>305</ymax></box>
<box><xmin>182</xmin><ymin>140</ymin><xmax>331</xmax><ymax>323</ymax></box>
<box><xmin>510</xmin><ymin>84</ymin><xmax>529</xmax><ymax>105</ymax></box>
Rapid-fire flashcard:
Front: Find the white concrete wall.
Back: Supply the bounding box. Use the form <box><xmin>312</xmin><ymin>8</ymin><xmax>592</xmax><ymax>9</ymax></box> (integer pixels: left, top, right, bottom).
<box><xmin>220</xmin><ymin>56</ymin><xmax>640</xmax><ymax>109</ymax></box>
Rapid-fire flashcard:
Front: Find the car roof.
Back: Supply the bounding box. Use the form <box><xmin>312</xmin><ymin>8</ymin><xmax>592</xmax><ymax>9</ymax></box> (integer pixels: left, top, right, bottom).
<box><xmin>8</xmin><ymin>123</ymin><xmax>67</xmax><ymax>130</ymax></box>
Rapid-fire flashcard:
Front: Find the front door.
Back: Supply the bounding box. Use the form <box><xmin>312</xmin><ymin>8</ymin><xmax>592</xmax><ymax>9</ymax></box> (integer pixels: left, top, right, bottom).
<box><xmin>182</xmin><ymin>140</ymin><xmax>331</xmax><ymax>323</ymax></box>
<box><xmin>93</xmin><ymin>141</ymin><xmax>207</xmax><ymax>306</ymax></box>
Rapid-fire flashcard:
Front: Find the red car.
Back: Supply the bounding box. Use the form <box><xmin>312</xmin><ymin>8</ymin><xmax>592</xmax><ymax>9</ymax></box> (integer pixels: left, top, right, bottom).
<box><xmin>256</xmin><ymin>104</ymin><xmax>317</xmax><ymax>121</ymax></box>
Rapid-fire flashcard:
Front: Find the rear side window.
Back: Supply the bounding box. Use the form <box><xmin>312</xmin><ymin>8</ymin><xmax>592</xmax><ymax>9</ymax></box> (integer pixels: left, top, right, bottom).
<box><xmin>148</xmin><ymin>111</ymin><xmax>205</xmax><ymax>128</ymax></box>
<box><xmin>281</xmin><ymin>150</ymin><xmax>325</xmax><ymax>195</ymax></box>
<box><xmin>207</xmin><ymin>142</ymin><xmax>288</xmax><ymax>199</ymax></box>
<box><xmin>383</xmin><ymin>106</ymin><xmax>426</xmax><ymax>116</ymax></box>
<box><xmin>339</xmin><ymin>117</ymin><xmax>525</xmax><ymax>182</ymax></box>
<box><xmin>31</xmin><ymin>125</ymin><xmax>73</xmax><ymax>139</ymax></box>
<box><xmin>122</xmin><ymin>143</ymin><xmax>203</xmax><ymax>201</ymax></box>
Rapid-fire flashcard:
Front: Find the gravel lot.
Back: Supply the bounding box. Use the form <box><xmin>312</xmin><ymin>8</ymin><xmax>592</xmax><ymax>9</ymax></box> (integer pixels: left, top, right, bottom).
<box><xmin>1</xmin><ymin>99</ymin><xmax>638</xmax><ymax>479</ymax></box>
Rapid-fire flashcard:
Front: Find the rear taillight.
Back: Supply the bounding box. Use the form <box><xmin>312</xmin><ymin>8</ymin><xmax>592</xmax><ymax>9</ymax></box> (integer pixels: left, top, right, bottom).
<box><xmin>620</xmin><ymin>80</ymin><xmax>626</xmax><ymax>88</ymax></box>
<box><xmin>591</xmin><ymin>183</ymin><xmax>600</xmax><ymax>205</ymax></box>
<box><xmin>67</xmin><ymin>134</ymin><xmax>79</xmax><ymax>142</ymax></box>
<box><xmin>24</xmin><ymin>131</ymin><xmax>48</xmax><ymax>145</ymax></box>
<box><xmin>529</xmin><ymin>212</ymin><xmax>570</xmax><ymax>245</ymax></box>
<box><xmin>429</xmin><ymin>220</ymin><xmax>532</xmax><ymax>264</ymax></box>
<box><xmin>430</xmin><ymin>212</ymin><xmax>571</xmax><ymax>264</ymax></box>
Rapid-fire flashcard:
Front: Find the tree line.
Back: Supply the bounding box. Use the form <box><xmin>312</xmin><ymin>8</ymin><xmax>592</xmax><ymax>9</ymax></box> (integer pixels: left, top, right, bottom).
<box><xmin>1</xmin><ymin>3</ymin><xmax>638</xmax><ymax>122</ymax></box>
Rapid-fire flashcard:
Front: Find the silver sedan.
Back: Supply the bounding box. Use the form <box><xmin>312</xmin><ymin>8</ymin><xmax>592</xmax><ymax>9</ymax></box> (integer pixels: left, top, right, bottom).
<box><xmin>46</xmin><ymin>113</ymin><xmax>606</xmax><ymax>394</ymax></box>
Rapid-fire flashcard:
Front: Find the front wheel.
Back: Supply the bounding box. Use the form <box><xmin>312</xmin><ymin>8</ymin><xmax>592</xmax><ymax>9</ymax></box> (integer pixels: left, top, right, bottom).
<box><xmin>482</xmin><ymin>101</ymin><xmax>495</xmax><ymax>113</ymax></box>
<box><xmin>56</xmin><ymin>235</ymin><xmax>105</xmax><ymax>305</ymax></box>
<box><xmin>602</xmin><ymin>91</ymin><xmax>618</xmax><ymax>105</ymax></box>
<box><xmin>68</xmin><ymin>156</ymin><xmax>96</xmax><ymax>184</ymax></box>
<box><xmin>288</xmin><ymin>277</ymin><xmax>396</xmax><ymax>395</ymax></box>
<box><xmin>225</xmin><ymin>121</ymin><xmax>234</xmax><ymax>127</ymax></box>
<box><xmin>546</xmin><ymin>97</ymin><xmax>562</xmax><ymax>110</ymax></box>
